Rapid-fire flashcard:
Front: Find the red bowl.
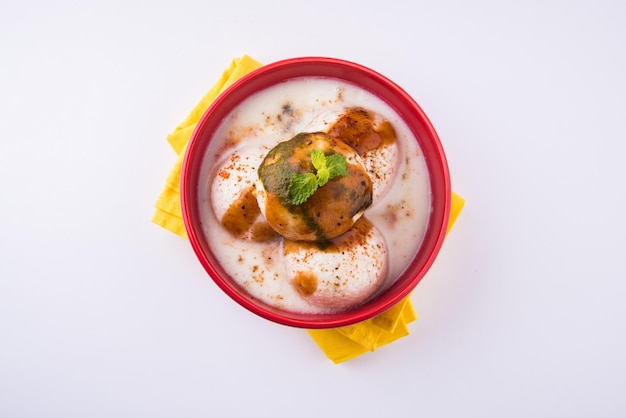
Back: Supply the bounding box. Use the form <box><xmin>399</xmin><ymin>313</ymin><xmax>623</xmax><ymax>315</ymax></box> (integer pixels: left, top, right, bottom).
<box><xmin>180</xmin><ymin>57</ymin><xmax>451</xmax><ymax>328</ymax></box>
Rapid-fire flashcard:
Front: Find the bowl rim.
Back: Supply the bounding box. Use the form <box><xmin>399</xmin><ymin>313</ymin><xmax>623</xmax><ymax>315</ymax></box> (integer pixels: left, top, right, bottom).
<box><xmin>180</xmin><ymin>56</ymin><xmax>451</xmax><ymax>328</ymax></box>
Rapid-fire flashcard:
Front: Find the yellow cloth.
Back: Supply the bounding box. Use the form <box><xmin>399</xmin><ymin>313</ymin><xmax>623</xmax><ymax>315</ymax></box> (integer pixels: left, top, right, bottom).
<box><xmin>152</xmin><ymin>55</ymin><xmax>465</xmax><ymax>364</ymax></box>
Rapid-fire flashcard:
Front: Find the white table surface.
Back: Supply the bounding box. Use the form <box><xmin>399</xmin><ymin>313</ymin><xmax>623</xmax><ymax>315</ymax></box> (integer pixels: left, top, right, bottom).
<box><xmin>2</xmin><ymin>1</ymin><xmax>625</xmax><ymax>417</ymax></box>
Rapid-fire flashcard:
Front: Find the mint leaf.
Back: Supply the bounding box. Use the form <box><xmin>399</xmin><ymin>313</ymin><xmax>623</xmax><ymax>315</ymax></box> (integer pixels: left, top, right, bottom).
<box><xmin>288</xmin><ymin>149</ymin><xmax>349</xmax><ymax>205</ymax></box>
<box><xmin>317</xmin><ymin>167</ymin><xmax>330</xmax><ymax>187</ymax></box>
<box><xmin>326</xmin><ymin>153</ymin><xmax>349</xmax><ymax>178</ymax></box>
<box><xmin>310</xmin><ymin>149</ymin><xmax>326</xmax><ymax>172</ymax></box>
<box><xmin>288</xmin><ymin>172</ymin><xmax>318</xmax><ymax>205</ymax></box>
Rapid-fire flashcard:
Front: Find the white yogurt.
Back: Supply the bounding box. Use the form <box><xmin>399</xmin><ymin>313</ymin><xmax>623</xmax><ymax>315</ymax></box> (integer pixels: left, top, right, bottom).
<box><xmin>197</xmin><ymin>77</ymin><xmax>431</xmax><ymax>313</ymax></box>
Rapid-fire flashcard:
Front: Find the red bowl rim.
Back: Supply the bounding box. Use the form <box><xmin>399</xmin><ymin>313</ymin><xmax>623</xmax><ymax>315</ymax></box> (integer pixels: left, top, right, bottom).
<box><xmin>180</xmin><ymin>56</ymin><xmax>451</xmax><ymax>328</ymax></box>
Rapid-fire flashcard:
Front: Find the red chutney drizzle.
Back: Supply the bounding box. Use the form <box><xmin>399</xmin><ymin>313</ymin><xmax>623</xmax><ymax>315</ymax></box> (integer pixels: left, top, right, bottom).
<box><xmin>221</xmin><ymin>186</ymin><xmax>277</xmax><ymax>241</ymax></box>
<box><xmin>327</xmin><ymin>107</ymin><xmax>397</xmax><ymax>155</ymax></box>
<box><xmin>249</xmin><ymin>222</ymin><xmax>277</xmax><ymax>242</ymax></box>
<box><xmin>220</xmin><ymin>186</ymin><xmax>259</xmax><ymax>236</ymax></box>
<box><xmin>292</xmin><ymin>271</ymin><xmax>318</xmax><ymax>296</ymax></box>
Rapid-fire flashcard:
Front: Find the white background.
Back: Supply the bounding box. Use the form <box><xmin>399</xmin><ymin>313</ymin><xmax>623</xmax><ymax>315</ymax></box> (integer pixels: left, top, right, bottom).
<box><xmin>1</xmin><ymin>0</ymin><xmax>625</xmax><ymax>417</ymax></box>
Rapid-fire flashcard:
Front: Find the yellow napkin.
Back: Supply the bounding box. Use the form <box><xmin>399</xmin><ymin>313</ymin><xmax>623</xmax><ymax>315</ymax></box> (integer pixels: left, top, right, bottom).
<box><xmin>152</xmin><ymin>55</ymin><xmax>465</xmax><ymax>364</ymax></box>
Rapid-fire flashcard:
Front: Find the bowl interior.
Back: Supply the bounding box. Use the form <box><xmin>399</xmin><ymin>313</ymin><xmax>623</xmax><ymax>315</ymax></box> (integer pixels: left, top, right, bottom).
<box><xmin>181</xmin><ymin>57</ymin><xmax>450</xmax><ymax>328</ymax></box>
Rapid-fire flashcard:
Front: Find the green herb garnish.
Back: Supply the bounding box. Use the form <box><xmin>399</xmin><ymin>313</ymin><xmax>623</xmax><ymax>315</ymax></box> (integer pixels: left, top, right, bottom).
<box><xmin>288</xmin><ymin>149</ymin><xmax>348</xmax><ymax>205</ymax></box>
